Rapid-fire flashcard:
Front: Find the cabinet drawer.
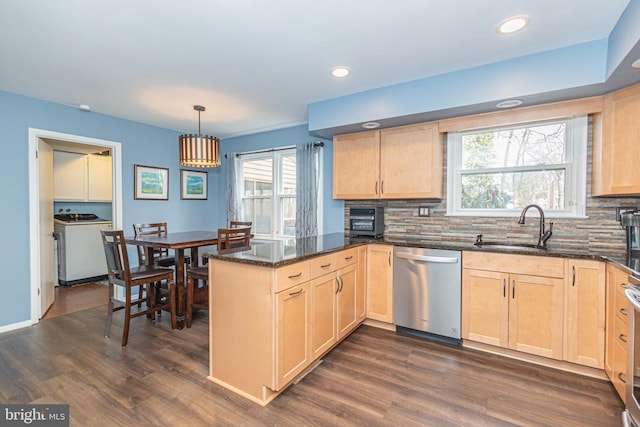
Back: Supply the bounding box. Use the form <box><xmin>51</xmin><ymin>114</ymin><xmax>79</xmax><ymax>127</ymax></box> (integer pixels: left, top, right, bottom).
<box><xmin>336</xmin><ymin>248</ymin><xmax>358</xmax><ymax>269</ymax></box>
<box><xmin>276</xmin><ymin>261</ymin><xmax>311</xmax><ymax>292</ymax></box>
<box><xmin>612</xmin><ymin>339</ymin><xmax>628</xmax><ymax>403</ymax></box>
<box><xmin>615</xmin><ymin>278</ymin><xmax>628</xmax><ymax>297</ymax></box>
<box><xmin>615</xmin><ymin>313</ymin><xmax>630</xmax><ymax>347</ymax></box>
<box><xmin>310</xmin><ymin>253</ymin><xmax>338</xmax><ymax>277</ymax></box>
<box><xmin>615</xmin><ymin>287</ymin><xmax>631</xmax><ymax>326</ymax></box>
<box><xmin>463</xmin><ymin>252</ymin><xmax>564</xmax><ymax>278</ymax></box>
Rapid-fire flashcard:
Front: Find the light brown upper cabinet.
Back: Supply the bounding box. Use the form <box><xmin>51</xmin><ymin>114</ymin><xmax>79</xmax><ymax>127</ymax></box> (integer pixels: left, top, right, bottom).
<box><xmin>593</xmin><ymin>82</ymin><xmax>640</xmax><ymax>196</ymax></box>
<box><xmin>333</xmin><ymin>122</ymin><xmax>443</xmax><ymax>199</ymax></box>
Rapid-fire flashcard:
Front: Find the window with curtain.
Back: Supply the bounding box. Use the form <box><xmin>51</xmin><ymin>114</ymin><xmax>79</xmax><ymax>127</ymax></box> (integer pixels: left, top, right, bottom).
<box><xmin>239</xmin><ymin>149</ymin><xmax>297</xmax><ymax>238</ymax></box>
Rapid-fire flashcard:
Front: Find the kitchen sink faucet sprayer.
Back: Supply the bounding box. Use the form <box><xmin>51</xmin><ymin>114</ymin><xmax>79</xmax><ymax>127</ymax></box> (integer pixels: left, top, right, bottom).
<box><xmin>517</xmin><ymin>204</ymin><xmax>553</xmax><ymax>247</ymax></box>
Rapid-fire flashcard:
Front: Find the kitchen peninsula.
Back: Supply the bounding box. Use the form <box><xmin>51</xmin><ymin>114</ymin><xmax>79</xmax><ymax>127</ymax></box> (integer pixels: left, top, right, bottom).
<box><xmin>205</xmin><ymin>233</ymin><xmax>367</xmax><ymax>406</ymax></box>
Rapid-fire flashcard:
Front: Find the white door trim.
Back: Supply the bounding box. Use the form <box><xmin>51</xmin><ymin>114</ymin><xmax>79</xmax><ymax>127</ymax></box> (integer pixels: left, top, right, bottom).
<box><xmin>28</xmin><ymin>128</ymin><xmax>123</xmax><ymax>325</ymax></box>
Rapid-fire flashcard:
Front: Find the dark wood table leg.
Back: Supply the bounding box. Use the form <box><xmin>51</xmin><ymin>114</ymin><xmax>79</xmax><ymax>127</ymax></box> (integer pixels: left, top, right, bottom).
<box><xmin>175</xmin><ymin>248</ymin><xmax>186</xmax><ymax>329</ymax></box>
<box><xmin>191</xmin><ymin>247</ymin><xmax>200</xmax><ymax>267</ymax></box>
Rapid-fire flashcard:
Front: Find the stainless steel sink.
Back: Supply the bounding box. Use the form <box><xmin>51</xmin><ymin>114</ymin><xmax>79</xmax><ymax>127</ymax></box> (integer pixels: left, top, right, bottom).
<box><xmin>473</xmin><ymin>242</ymin><xmax>548</xmax><ymax>251</ymax></box>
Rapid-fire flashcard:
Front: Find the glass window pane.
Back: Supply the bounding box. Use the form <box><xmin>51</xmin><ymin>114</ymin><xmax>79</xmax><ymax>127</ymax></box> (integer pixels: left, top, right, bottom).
<box><xmin>242</xmin><ymin>158</ymin><xmax>273</xmax><ymax>196</ymax></box>
<box><xmin>281</xmin><ymin>197</ymin><xmax>296</xmax><ymax>236</ymax></box>
<box><xmin>461</xmin><ymin>122</ymin><xmax>567</xmax><ymax>170</ymax></box>
<box><xmin>281</xmin><ymin>154</ymin><xmax>296</xmax><ymax>195</ymax></box>
<box><xmin>461</xmin><ymin>170</ymin><xmax>565</xmax><ymax>210</ymax></box>
<box><xmin>242</xmin><ymin>198</ymin><xmax>272</xmax><ymax>234</ymax></box>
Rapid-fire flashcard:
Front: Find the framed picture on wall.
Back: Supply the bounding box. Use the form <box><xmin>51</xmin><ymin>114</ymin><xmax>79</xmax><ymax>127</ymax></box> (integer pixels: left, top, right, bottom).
<box><xmin>181</xmin><ymin>169</ymin><xmax>207</xmax><ymax>200</ymax></box>
<box><xmin>134</xmin><ymin>164</ymin><xmax>169</xmax><ymax>200</ymax></box>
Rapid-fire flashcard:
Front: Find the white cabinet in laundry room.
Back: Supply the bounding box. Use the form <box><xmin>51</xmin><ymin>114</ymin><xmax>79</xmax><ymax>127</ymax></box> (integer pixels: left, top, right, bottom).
<box><xmin>54</xmin><ymin>151</ymin><xmax>112</xmax><ymax>201</ymax></box>
<box><xmin>53</xmin><ymin>151</ymin><xmax>86</xmax><ymax>201</ymax></box>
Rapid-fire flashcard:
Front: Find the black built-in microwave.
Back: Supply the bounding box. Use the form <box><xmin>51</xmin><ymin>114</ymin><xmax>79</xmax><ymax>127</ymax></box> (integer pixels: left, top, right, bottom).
<box><xmin>349</xmin><ymin>206</ymin><xmax>384</xmax><ymax>237</ymax></box>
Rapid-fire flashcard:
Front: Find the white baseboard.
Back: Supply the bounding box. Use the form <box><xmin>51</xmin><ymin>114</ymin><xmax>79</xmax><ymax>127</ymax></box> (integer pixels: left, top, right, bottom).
<box><xmin>0</xmin><ymin>319</ymin><xmax>34</xmax><ymax>334</ymax></box>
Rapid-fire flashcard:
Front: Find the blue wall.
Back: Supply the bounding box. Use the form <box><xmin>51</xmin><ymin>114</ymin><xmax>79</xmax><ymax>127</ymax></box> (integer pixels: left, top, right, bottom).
<box><xmin>215</xmin><ymin>125</ymin><xmax>344</xmax><ymax>235</ymax></box>
<box><xmin>0</xmin><ymin>90</ymin><xmax>219</xmax><ymax>328</ymax></box>
<box><xmin>0</xmin><ymin>91</ymin><xmax>344</xmax><ymax>329</ymax></box>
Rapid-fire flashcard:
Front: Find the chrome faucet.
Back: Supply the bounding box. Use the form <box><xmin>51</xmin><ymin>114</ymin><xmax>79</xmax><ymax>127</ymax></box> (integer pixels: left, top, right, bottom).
<box><xmin>517</xmin><ymin>204</ymin><xmax>553</xmax><ymax>247</ymax></box>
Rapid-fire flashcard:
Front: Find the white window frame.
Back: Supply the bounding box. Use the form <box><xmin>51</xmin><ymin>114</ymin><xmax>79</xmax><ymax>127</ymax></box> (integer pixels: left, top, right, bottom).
<box><xmin>446</xmin><ymin>116</ymin><xmax>588</xmax><ymax>218</ymax></box>
<box><xmin>239</xmin><ymin>148</ymin><xmax>296</xmax><ymax>239</ymax></box>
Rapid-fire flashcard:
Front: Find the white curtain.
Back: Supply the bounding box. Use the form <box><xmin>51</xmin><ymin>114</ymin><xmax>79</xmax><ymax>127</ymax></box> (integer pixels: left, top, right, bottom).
<box><xmin>296</xmin><ymin>142</ymin><xmax>321</xmax><ymax>238</ymax></box>
<box><xmin>226</xmin><ymin>153</ymin><xmax>242</xmax><ymax>224</ymax></box>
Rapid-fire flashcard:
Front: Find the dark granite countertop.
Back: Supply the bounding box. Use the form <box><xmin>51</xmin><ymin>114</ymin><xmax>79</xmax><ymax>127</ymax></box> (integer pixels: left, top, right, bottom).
<box><xmin>204</xmin><ymin>233</ymin><xmax>363</xmax><ymax>267</ymax></box>
<box><xmin>205</xmin><ymin>232</ymin><xmax>640</xmax><ymax>276</ymax></box>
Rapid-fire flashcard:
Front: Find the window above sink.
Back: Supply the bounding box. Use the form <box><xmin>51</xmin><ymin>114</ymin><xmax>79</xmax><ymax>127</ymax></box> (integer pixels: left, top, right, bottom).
<box><xmin>446</xmin><ymin>116</ymin><xmax>587</xmax><ymax>219</ymax></box>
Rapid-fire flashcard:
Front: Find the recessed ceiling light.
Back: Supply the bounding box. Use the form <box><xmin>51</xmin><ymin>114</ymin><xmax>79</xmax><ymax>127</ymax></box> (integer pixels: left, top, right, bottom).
<box><xmin>330</xmin><ymin>66</ymin><xmax>351</xmax><ymax>78</ymax></box>
<box><xmin>496</xmin><ymin>99</ymin><xmax>523</xmax><ymax>109</ymax></box>
<box><xmin>362</xmin><ymin>122</ymin><xmax>380</xmax><ymax>129</ymax></box>
<box><xmin>497</xmin><ymin>15</ymin><xmax>530</xmax><ymax>34</ymax></box>
<box><xmin>632</xmin><ymin>59</ymin><xmax>640</xmax><ymax>69</ymax></box>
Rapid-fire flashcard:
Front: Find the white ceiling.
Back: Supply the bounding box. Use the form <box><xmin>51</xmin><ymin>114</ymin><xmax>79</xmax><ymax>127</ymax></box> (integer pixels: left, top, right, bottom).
<box><xmin>0</xmin><ymin>0</ymin><xmax>631</xmax><ymax>138</ymax></box>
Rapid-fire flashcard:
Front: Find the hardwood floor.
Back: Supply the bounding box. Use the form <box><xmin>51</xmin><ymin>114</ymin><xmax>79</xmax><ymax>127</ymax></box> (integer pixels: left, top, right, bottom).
<box><xmin>0</xmin><ymin>307</ymin><xmax>624</xmax><ymax>426</ymax></box>
<box><xmin>42</xmin><ymin>283</ymin><xmax>108</xmax><ymax>319</ymax></box>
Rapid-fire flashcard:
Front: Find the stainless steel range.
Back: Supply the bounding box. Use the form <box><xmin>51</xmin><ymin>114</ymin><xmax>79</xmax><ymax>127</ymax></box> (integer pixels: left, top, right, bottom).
<box><xmin>54</xmin><ymin>213</ymin><xmax>112</xmax><ymax>286</ymax></box>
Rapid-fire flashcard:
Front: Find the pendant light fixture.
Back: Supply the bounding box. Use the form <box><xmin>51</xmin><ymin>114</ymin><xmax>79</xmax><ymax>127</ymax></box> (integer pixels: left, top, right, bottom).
<box><xmin>179</xmin><ymin>105</ymin><xmax>220</xmax><ymax>168</ymax></box>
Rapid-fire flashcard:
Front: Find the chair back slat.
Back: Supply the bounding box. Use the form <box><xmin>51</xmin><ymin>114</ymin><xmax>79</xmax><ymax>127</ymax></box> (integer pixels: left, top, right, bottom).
<box><xmin>230</xmin><ymin>221</ymin><xmax>252</xmax><ymax>229</ymax></box>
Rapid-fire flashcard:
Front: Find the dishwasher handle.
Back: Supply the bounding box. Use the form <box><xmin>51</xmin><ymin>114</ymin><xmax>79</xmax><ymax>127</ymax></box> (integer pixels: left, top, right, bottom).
<box><xmin>395</xmin><ymin>252</ymin><xmax>459</xmax><ymax>264</ymax></box>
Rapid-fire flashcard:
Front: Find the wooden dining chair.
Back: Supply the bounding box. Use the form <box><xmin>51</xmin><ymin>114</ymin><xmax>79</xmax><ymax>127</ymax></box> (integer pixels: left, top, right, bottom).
<box><xmin>199</xmin><ymin>221</ymin><xmax>252</xmax><ymax>265</ymax></box>
<box><xmin>101</xmin><ymin>229</ymin><xmax>177</xmax><ymax>346</ymax></box>
<box><xmin>185</xmin><ymin>226</ymin><xmax>252</xmax><ymax>328</ymax></box>
<box><xmin>132</xmin><ymin>222</ymin><xmax>176</xmax><ymax>267</ymax></box>
<box><xmin>217</xmin><ymin>226</ymin><xmax>252</xmax><ymax>251</ymax></box>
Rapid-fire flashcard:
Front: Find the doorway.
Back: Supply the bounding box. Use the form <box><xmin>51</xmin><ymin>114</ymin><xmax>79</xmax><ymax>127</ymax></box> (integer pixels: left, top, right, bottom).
<box><xmin>28</xmin><ymin>128</ymin><xmax>122</xmax><ymax>324</ymax></box>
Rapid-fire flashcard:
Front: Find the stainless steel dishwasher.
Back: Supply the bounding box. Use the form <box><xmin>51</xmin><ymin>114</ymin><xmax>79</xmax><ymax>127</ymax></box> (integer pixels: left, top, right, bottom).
<box><xmin>393</xmin><ymin>247</ymin><xmax>462</xmax><ymax>345</ymax></box>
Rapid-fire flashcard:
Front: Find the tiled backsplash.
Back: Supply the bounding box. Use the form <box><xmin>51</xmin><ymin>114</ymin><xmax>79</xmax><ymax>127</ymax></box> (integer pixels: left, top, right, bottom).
<box><xmin>344</xmin><ymin>117</ymin><xmax>639</xmax><ymax>259</ymax></box>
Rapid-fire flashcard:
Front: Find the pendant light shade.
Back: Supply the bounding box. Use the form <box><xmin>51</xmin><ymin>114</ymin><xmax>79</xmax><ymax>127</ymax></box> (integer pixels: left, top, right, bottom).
<box><xmin>179</xmin><ymin>105</ymin><xmax>220</xmax><ymax>168</ymax></box>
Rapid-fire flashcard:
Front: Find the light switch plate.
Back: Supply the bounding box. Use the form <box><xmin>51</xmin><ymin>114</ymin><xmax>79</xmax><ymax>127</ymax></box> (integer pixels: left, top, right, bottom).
<box><xmin>418</xmin><ymin>206</ymin><xmax>430</xmax><ymax>217</ymax></box>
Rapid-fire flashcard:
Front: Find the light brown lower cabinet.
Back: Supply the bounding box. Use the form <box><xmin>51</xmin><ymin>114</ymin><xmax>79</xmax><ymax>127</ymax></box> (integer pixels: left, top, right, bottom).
<box><xmin>337</xmin><ymin>263</ymin><xmax>360</xmax><ymax>338</ymax></box>
<box><xmin>605</xmin><ymin>264</ymin><xmax>630</xmax><ymax>402</ymax></box>
<box><xmin>310</xmin><ymin>272</ymin><xmax>338</xmax><ymax>359</ymax></box>
<box><xmin>564</xmin><ymin>259</ymin><xmax>606</xmax><ymax>368</ymax></box>
<box><xmin>208</xmin><ymin>247</ymin><xmax>365</xmax><ymax>406</ymax></box>
<box><xmin>462</xmin><ymin>252</ymin><xmax>605</xmax><ymax>367</ymax></box>
<box><xmin>366</xmin><ymin>244</ymin><xmax>394</xmax><ymax>323</ymax></box>
<box><xmin>276</xmin><ymin>282</ymin><xmax>311</xmax><ymax>388</ymax></box>
<box><xmin>462</xmin><ymin>265</ymin><xmax>564</xmax><ymax>359</ymax></box>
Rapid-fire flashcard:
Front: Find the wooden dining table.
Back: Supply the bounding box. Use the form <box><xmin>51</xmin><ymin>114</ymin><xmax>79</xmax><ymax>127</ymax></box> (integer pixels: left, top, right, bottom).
<box><xmin>125</xmin><ymin>230</ymin><xmax>219</xmax><ymax>329</ymax></box>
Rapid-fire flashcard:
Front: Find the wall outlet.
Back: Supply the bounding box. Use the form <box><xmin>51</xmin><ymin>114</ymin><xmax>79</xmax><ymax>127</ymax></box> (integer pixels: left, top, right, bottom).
<box><xmin>418</xmin><ymin>206</ymin><xmax>430</xmax><ymax>217</ymax></box>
